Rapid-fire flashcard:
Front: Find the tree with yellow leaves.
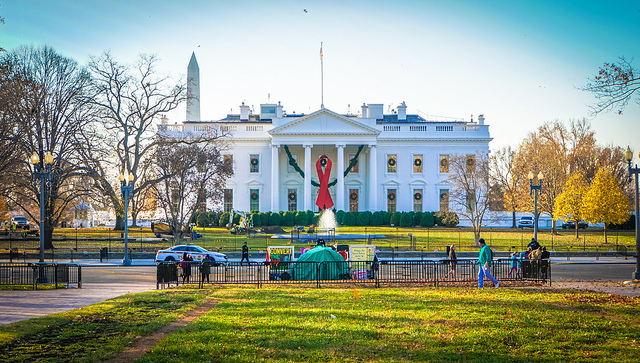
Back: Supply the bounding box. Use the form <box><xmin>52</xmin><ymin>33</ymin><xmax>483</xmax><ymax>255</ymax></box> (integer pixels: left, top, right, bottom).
<box><xmin>554</xmin><ymin>173</ymin><xmax>588</xmax><ymax>238</ymax></box>
<box><xmin>582</xmin><ymin>168</ymin><xmax>629</xmax><ymax>243</ymax></box>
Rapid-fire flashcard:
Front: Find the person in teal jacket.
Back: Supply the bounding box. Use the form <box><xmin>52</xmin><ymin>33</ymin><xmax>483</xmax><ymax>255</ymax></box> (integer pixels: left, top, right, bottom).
<box><xmin>478</xmin><ymin>238</ymin><xmax>499</xmax><ymax>288</ymax></box>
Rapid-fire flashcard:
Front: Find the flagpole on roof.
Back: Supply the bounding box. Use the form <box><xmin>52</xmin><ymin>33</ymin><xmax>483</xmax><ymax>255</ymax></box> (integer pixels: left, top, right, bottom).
<box><xmin>320</xmin><ymin>42</ymin><xmax>324</xmax><ymax>109</ymax></box>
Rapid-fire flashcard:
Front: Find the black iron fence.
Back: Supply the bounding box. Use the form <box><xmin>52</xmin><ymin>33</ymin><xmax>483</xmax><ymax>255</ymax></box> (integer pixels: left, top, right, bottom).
<box><xmin>0</xmin><ymin>263</ymin><xmax>82</xmax><ymax>289</ymax></box>
<box><xmin>156</xmin><ymin>258</ymin><xmax>550</xmax><ymax>289</ymax></box>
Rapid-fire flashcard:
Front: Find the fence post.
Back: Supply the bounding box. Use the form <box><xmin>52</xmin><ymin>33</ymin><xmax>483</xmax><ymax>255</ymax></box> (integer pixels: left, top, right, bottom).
<box><xmin>78</xmin><ymin>265</ymin><xmax>82</xmax><ymax>288</ymax></box>
<box><xmin>434</xmin><ymin>261</ymin><xmax>439</xmax><ymax>288</ymax></box>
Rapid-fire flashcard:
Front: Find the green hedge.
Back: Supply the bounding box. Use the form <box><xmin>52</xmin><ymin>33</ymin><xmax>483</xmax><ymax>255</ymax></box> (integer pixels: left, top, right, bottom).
<box><xmin>201</xmin><ymin>209</ymin><xmax>458</xmax><ymax>229</ymax></box>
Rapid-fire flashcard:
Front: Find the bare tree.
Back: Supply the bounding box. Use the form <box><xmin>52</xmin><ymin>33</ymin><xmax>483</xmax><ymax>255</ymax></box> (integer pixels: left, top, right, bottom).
<box><xmin>85</xmin><ymin>52</ymin><xmax>187</xmax><ymax>229</ymax></box>
<box><xmin>447</xmin><ymin>152</ymin><xmax>492</xmax><ymax>245</ymax></box>
<box><xmin>155</xmin><ymin>139</ymin><xmax>232</xmax><ymax>243</ymax></box>
<box><xmin>582</xmin><ymin>57</ymin><xmax>640</xmax><ymax>115</ymax></box>
<box><xmin>1</xmin><ymin>45</ymin><xmax>94</xmax><ymax>249</ymax></box>
<box><xmin>490</xmin><ymin>146</ymin><xmax>526</xmax><ymax>228</ymax></box>
<box><xmin>0</xmin><ymin>55</ymin><xmax>32</xmax><ymax>193</ymax></box>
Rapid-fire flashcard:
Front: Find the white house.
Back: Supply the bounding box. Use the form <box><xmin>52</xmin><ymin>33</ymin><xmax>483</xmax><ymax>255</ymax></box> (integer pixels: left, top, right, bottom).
<box><xmin>159</xmin><ymin>53</ymin><xmax>492</xmax><ymax>214</ymax></box>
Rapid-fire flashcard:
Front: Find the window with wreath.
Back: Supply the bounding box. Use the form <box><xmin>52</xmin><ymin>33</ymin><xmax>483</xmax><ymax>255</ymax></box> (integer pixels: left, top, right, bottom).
<box><xmin>249</xmin><ymin>189</ymin><xmax>259</xmax><ymax>212</ymax></box>
<box><xmin>466</xmin><ymin>154</ymin><xmax>476</xmax><ymax>173</ymax></box>
<box><xmin>287</xmin><ymin>188</ymin><xmax>297</xmax><ymax>211</ymax></box>
<box><xmin>348</xmin><ymin>154</ymin><xmax>359</xmax><ymax>173</ymax></box>
<box><xmin>387</xmin><ymin>188</ymin><xmax>397</xmax><ymax>213</ymax></box>
<box><xmin>439</xmin><ymin>189</ymin><xmax>449</xmax><ymax>212</ymax></box>
<box><xmin>413</xmin><ymin>154</ymin><xmax>423</xmax><ymax>173</ymax></box>
<box><xmin>249</xmin><ymin>154</ymin><xmax>259</xmax><ymax>173</ymax></box>
<box><xmin>223</xmin><ymin>154</ymin><xmax>233</xmax><ymax>171</ymax></box>
<box><xmin>387</xmin><ymin>154</ymin><xmax>397</xmax><ymax>173</ymax></box>
<box><xmin>349</xmin><ymin>189</ymin><xmax>359</xmax><ymax>212</ymax></box>
<box><xmin>171</xmin><ymin>187</ymin><xmax>180</xmax><ymax>211</ymax></box>
<box><xmin>413</xmin><ymin>189</ymin><xmax>423</xmax><ymax>212</ymax></box>
<box><xmin>197</xmin><ymin>188</ymin><xmax>207</xmax><ymax>212</ymax></box>
<box><xmin>439</xmin><ymin>155</ymin><xmax>449</xmax><ymax>173</ymax></box>
<box><xmin>224</xmin><ymin>189</ymin><xmax>233</xmax><ymax>212</ymax></box>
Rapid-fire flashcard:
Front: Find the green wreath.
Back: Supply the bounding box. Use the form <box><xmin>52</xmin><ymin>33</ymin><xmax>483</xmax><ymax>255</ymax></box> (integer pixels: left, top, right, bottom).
<box><xmin>288</xmin><ymin>192</ymin><xmax>296</xmax><ymax>201</ymax></box>
<box><xmin>414</xmin><ymin>192</ymin><xmax>422</xmax><ymax>201</ymax></box>
<box><xmin>283</xmin><ymin>145</ymin><xmax>364</xmax><ymax>188</ymax></box>
<box><xmin>388</xmin><ymin>158</ymin><xmax>396</xmax><ymax>166</ymax></box>
<box><xmin>251</xmin><ymin>192</ymin><xmax>258</xmax><ymax>200</ymax></box>
<box><xmin>414</xmin><ymin>158</ymin><xmax>422</xmax><ymax>167</ymax></box>
<box><xmin>350</xmin><ymin>192</ymin><xmax>358</xmax><ymax>201</ymax></box>
<box><xmin>440</xmin><ymin>158</ymin><xmax>448</xmax><ymax>167</ymax></box>
<box><xmin>251</xmin><ymin>158</ymin><xmax>259</xmax><ymax>166</ymax></box>
<box><xmin>388</xmin><ymin>192</ymin><xmax>396</xmax><ymax>201</ymax></box>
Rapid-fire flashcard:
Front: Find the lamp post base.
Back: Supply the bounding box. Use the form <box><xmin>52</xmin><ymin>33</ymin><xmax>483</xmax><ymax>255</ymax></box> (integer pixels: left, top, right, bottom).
<box><xmin>633</xmin><ymin>269</ymin><xmax>640</xmax><ymax>281</ymax></box>
<box><xmin>122</xmin><ymin>257</ymin><xmax>132</xmax><ymax>266</ymax></box>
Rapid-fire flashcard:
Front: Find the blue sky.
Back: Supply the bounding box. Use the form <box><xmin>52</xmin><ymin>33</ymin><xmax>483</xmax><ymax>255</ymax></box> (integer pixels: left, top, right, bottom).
<box><xmin>2</xmin><ymin>0</ymin><xmax>640</xmax><ymax>153</ymax></box>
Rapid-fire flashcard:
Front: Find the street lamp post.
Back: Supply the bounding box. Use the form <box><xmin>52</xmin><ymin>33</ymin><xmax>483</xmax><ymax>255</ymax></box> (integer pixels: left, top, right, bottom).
<box><xmin>30</xmin><ymin>151</ymin><xmax>53</xmax><ymax>263</ymax></box>
<box><xmin>625</xmin><ymin>147</ymin><xmax>640</xmax><ymax>280</ymax></box>
<box><xmin>119</xmin><ymin>172</ymin><xmax>134</xmax><ymax>266</ymax></box>
<box><xmin>528</xmin><ymin>171</ymin><xmax>544</xmax><ymax>242</ymax></box>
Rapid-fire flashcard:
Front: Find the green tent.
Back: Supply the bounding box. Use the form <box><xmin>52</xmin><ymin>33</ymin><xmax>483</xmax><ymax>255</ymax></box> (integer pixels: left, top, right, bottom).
<box><xmin>293</xmin><ymin>246</ymin><xmax>350</xmax><ymax>280</ymax></box>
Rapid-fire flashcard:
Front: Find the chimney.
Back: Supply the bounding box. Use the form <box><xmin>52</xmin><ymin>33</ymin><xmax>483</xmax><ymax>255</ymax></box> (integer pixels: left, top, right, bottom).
<box><xmin>368</xmin><ymin>104</ymin><xmax>383</xmax><ymax>120</ymax></box>
<box><xmin>478</xmin><ymin>114</ymin><xmax>485</xmax><ymax>125</ymax></box>
<box><xmin>240</xmin><ymin>102</ymin><xmax>250</xmax><ymax>121</ymax></box>
<box><xmin>361</xmin><ymin>103</ymin><xmax>368</xmax><ymax>118</ymax></box>
<box><xmin>276</xmin><ymin>101</ymin><xmax>283</xmax><ymax>118</ymax></box>
<box><xmin>397</xmin><ymin>101</ymin><xmax>407</xmax><ymax>121</ymax></box>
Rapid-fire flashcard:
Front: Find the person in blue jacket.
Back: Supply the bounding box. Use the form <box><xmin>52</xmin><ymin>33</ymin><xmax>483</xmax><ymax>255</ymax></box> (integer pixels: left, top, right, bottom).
<box><xmin>478</xmin><ymin>238</ymin><xmax>499</xmax><ymax>288</ymax></box>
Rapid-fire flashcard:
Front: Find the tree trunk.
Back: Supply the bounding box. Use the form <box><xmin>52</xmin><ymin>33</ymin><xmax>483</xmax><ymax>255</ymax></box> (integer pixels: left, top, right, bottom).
<box><xmin>130</xmin><ymin>212</ymin><xmax>138</xmax><ymax>228</ymax></box>
<box><xmin>603</xmin><ymin>223</ymin><xmax>608</xmax><ymax>244</ymax></box>
<box><xmin>44</xmin><ymin>227</ymin><xmax>54</xmax><ymax>250</ymax></box>
<box><xmin>114</xmin><ymin>215</ymin><xmax>124</xmax><ymax>231</ymax></box>
<box><xmin>575</xmin><ymin>222</ymin><xmax>579</xmax><ymax>239</ymax></box>
<box><xmin>44</xmin><ymin>215</ymin><xmax>55</xmax><ymax>250</ymax></box>
<box><xmin>511</xmin><ymin>210</ymin><xmax>517</xmax><ymax>228</ymax></box>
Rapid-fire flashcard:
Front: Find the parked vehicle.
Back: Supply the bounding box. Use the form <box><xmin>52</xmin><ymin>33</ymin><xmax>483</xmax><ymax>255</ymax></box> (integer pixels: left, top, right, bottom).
<box><xmin>10</xmin><ymin>216</ymin><xmax>30</xmax><ymax>230</ymax></box>
<box><xmin>562</xmin><ymin>220</ymin><xmax>588</xmax><ymax>229</ymax></box>
<box><xmin>155</xmin><ymin>244</ymin><xmax>227</xmax><ymax>264</ymax></box>
<box><xmin>517</xmin><ymin>216</ymin><xmax>534</xmax><ymax>228</ymax></box>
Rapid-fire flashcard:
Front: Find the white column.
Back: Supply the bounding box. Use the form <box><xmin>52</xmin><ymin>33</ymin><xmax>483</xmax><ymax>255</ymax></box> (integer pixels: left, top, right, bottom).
<box><xmin>304</xmin><ymin>144</ymin><xmax>313</xmax><ymax>211</ymax></box>
<box><xmin>368</xmin><ymin>144</ymin><xmax>378</xmax><ymax>210</ymax></box>
<box><xmin>336</xmin><ymin>144</ymin><xmax>345</xmax><ymax>211</ymax></box>
<box><xmin>271</xmin><ymin>144</ymin><xmax>280</xmax><ymax>212</ymax></box>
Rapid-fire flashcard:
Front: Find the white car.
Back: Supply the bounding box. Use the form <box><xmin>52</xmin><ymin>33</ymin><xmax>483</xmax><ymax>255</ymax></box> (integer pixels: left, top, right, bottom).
<box><xmin>155</xmin><ymin>244</ymin><xmax>228</xmax><ymax>264</ymax></box>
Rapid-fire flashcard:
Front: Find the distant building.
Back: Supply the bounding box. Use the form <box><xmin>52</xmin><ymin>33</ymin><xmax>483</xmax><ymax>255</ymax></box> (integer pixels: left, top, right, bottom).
<box><xmin>159</xmin><ymin>53</ymin><xmax>492</xmax><ymax>213</ymax></box>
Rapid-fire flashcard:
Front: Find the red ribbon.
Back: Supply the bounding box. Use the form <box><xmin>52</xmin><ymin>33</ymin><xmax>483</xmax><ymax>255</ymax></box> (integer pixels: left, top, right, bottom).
<box><xmin>315</xmin><ymin>155</ymin><xmax>334</xmax><ymax>210</ymax></box>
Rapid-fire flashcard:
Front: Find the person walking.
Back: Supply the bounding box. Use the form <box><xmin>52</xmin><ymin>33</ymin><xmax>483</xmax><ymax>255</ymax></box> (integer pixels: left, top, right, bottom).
<box><xmin>241</xmin><ymin>241</ymin><xmax>249</xmax><ymax>265</ymax></box>
<box><xmin>179</xmin><ymin>252</ymin><xmax>193</xmax><ymax>284</ymax></box>
<box><xmin>477</xmin><ymin>238</ymin><xmax>499</xmax><ymax>288</ymax></box>
<box><xmin>446</xmin><ymin>244</ymin><xmax>457</xmax><ymax>279</ymax></box>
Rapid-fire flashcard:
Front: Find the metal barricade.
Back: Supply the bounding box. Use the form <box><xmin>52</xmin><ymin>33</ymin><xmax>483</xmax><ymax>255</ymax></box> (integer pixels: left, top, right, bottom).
<box><xmin>156</xmin><ymin>258</ymin><xmax>550</xmax><ymax>289</ymax></box>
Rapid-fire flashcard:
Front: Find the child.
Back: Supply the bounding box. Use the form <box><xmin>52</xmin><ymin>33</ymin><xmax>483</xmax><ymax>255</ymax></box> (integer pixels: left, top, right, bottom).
<box><xmin>508</xmin><ymin>251</ymin><xmax>521</xmax><ymax>279</ymax></box>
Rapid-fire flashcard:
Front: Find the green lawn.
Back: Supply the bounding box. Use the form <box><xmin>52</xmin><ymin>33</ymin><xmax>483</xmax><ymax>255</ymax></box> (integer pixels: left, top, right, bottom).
<box><xmin>0</xmin><ymin>226</ymin><xmax>635</xmax><ymax>255</ymax></box>
<box><xmin>1</xmin><ymin>286</ymin><xmax>639</xmax><ymax>362</ymax></box>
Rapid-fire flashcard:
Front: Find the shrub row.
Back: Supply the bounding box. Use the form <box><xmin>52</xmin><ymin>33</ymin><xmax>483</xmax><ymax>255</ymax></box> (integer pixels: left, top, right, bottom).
<box><xmin>191</xmin><ymin>210</ymin><xmax>459</xmax><ymax>228</ymax></box>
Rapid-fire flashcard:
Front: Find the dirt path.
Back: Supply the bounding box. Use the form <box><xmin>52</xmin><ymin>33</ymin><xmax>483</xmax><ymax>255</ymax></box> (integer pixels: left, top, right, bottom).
<box><xmin>104</xmin><ymin>299</ymin><xmax>219</xmax><ymax>363</ymax></box>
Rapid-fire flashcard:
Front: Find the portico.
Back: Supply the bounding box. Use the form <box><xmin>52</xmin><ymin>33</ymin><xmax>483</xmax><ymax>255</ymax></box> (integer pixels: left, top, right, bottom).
<box><xmin>267</xmin><ymin>109</ymin><xmax>379</xmax><ymax>212</ymax></box>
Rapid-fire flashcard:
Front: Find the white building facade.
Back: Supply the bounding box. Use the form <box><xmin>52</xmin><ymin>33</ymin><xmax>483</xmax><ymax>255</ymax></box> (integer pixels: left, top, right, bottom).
<box><xmin>160</xmin><ymin>54</ymin><xmax>492</xmax><ymax>214</ymax></box>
